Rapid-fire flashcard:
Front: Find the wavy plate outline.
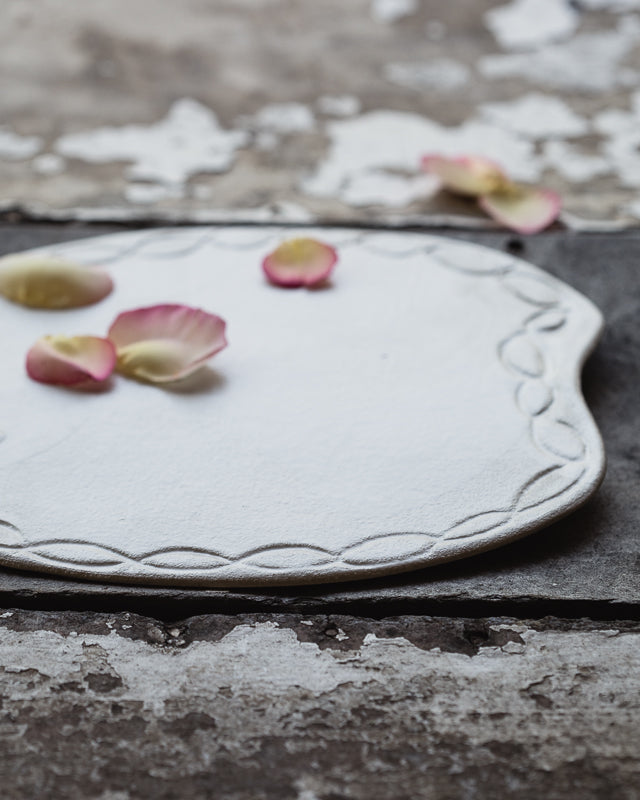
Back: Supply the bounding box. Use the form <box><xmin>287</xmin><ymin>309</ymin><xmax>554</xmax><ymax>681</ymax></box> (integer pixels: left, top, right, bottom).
<box><xmin>0</xmin><ymin>227</ymin><xmax>605</xmax><ymax>586</ymax></box>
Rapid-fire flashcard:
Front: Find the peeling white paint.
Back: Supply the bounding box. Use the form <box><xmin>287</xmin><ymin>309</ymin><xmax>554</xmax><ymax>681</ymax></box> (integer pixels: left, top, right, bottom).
<box><xmin>55</xmin><ymin>98</ymin><xmax>248</xmax><ymax>193</ymax></box>
<box><xmin>371</xmin><ymin>0</ymin><xmax>418</xmax><ymax>23</ymax></box>
<box><xmin>543</xmin><ymin>140</ymin><xmax>610</xmax><ymax>181</ymax></box>
<box><xmin>480</xmin><ymin>16</ymin><xmax>640</xmax><ymax>91</ymax></box>
<box><xmin>0</xmin><ymin>128</ymin><xmax>41</xmax><ymax>160</ymax></box>
<box><xmin>339</xmin><ymin>170</ymin><xmax>439</xmax><ymax>207</ymax></box>
<box><xmin>594</xmin><ymin>91</ymin><xmax>640</xmax><ymax>186</ymax></box>
<box><xmin>125</xmin><ymin>182</ymin><xmax>181</xmax><ymax>204</ymax></box>
<box><xmin>480</xmin><ymin>93</ymin><xmax>588</xmax><ymax>138</ymax></box>
<box><xmin>0</xmin><ymin>0</ymin><xmax>638</xmax><ymax>229</ymax></box>
<box><xmin>384</xmin><ymin>59</ymin><xmax>470</xmax><ymax>91</ymax></box>
<box><xmin>253</xmin><ymin>103</ymin><xmax>315</xmax><ymax>133</ymax></box>
<box><xmin>1</xmin><ymin>620</ymin><xmax>637</xmax><ymax>795</ymax></box>
<box><xmin>543</xmin><ymin>141</ymin><xmax>610</xmax><ymax>182</ymax></box>
<box><xmin>302</xmin><ymin>110</ymin><xmax>541</xmax><ymax>206</ymax></box>
<box><xmin>31</xmin><ymin>153</ymin><xmax>65</xmax><ymax>175</ymax></box>
<box><xmin>601</xmin><ymin>128</ymin><xmax>640</xmax><ymax>187</ymax></box>
<box><xmin>485</xmin><ymin>0</ymin><xmax>579</xmax><ymax>50</ymax></box>
<box><xmin>594</xmin><ymin>88</ymin><xmax>640</xmax><ymax>133</ymax></box>
<box><xmin>624</xmin><ymin>197</ymin><xmax>640</xmax><ymax>217</ymax></box>
<box><xmin>593</xmin><ymin>108</ymin><xmax>634</xmax><ymax>135</ymax></box>
<box><xmin>317</xmin><ymin>95</ymin><xmax>361</xmax><ymax>117</ymax></box>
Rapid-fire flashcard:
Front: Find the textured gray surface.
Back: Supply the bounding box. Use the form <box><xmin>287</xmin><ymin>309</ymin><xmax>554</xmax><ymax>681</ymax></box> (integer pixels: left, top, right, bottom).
<box><xmin>0</xmin><ymin>223</ymin><xmax>637</xmax><ymax>610</ymax></box>
<box><xmin>0</xmin><ymin>609</ymin><xmax>638</xmax><ymax>800</ymax></box>
<box><xmin>2</xmin><ymin>0</ymin><xmax>640</xmax><ymax>227</ymax></box>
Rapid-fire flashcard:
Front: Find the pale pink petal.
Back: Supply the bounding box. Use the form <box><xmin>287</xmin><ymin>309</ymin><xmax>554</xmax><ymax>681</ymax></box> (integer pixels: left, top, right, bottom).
<box><xmin>421</xmin><ymin>155</ymin><xmax>509</xmax><ymax>197</ymax></box>
<box><xmin>479</xmin><ymin>186</ymin><xmax>561</xmax><ymax>234</ymax></box>
<box><xmin>262</xmin><ymin>237</ymin><xmax>338</xmax><ymax>288</ymax></box>
<box><xmin>0</xmin><ymin>255</ymin><xmax>113</xmax><ymax>309</ymax></box>
<box><xmin>108</xmin><ymin>304</ymin><xmax>227</xmax><ymax>383</ymax></box>
<box><xmin>26</xmin><ymin>335</ymin><xmax>117</xmax><ymax>386</ymax></box>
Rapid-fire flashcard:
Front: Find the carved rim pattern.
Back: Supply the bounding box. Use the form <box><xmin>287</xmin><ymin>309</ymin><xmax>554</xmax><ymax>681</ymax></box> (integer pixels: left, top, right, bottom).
<box><xmin>0</xmin><ymin>227</ymin><xmax>605</xmax><ymax>586</ymax></box>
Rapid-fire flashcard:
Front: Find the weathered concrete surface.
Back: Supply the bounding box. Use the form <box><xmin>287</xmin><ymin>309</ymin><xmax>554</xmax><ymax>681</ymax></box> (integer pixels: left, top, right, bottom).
<box><xmin>0</xmin><ymin>610</ymin><xmax>637</xmax><ymax>799</ymax></box>
<box><xmin>0</xmin><ymin>223</ymin><xmax>637</xmax><ymax>610</ymax></box>
<box><xmin>2</xmin><ymin>0</ymin><xmax>640</xmax><ymax>227</ymax></box>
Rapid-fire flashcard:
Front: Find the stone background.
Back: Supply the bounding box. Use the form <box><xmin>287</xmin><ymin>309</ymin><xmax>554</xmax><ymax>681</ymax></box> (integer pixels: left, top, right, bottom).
<box><xmin>2</xmin><ymin>0</ymin><xmax>640</xmax><ymax>227</ymax></box>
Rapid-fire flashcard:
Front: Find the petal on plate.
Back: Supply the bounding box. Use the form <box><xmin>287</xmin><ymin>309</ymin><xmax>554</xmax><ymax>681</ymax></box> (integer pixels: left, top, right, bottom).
<box><xmin>108</xmin><ymin>304</ymin><xmax>228</xmax><ymax>384</ymax></box>
<box><xmin>262</xmin><ymin>237</ymin><xmax>338</xmax><ymax>287</ymax></box>
<box><xmin>0</xmin><ymin>255</ymin><xmax>113</xmax><ymax>309</ymax></box>
<box><xmin>479</xmin><ymin>186</ymin><xmax>561</xmax><ymax>234</ymax></box>
<box><xmin>26</xmin><ymin>335</ymin><xmax>117</xmax><ymax>386</ymax></box>
<box><xmin>421</xmin><ymin>155</ymin><xmax>509</xmax><ymax>197</ymax></box>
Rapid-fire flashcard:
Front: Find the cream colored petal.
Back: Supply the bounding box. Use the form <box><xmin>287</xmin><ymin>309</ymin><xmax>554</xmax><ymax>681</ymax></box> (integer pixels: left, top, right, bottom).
<box><xmin>108</xmin><ymin>304</ymin><xmax>227</xmax><ymax>384</ymax></box>
<box><xmin>0</xmin><ymin>255</ymin><xmax>113</xmax><ymax>309</ymax></box>
<box><xmin>26</xmin><ymin>335</ymin><xmax>116</xmax><ymax>385</ymax></box>
<box><xmin>262</xmin><ymin>238</ymin><xmax>338</xmax><ymax>287</ymax></box>
<box><xmin>480</xmin><ymin>186</ymin><xmax>561</xmax><ymax>234</ymax></box>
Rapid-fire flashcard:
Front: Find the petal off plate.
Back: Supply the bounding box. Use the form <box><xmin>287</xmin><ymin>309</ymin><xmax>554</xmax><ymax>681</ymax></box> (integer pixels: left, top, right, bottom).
<box><xmin>0</xmin><ymin>228</ymin><xmax>605</xmax><ymax>586</ymax></box>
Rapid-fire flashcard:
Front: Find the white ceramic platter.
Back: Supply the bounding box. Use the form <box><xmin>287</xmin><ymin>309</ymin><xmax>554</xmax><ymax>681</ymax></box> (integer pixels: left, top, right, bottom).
<box><xmin>0</xmin><ymin>227</ymin><xmax>605</xmax><ymax>586</ymax></box>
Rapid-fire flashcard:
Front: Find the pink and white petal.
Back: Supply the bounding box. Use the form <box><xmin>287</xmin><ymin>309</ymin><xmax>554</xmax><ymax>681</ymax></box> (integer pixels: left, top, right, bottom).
<box><xmin>108</xmin><ymin>304</ymin><xmax>228</xmax><ymax>383</ymax></box>
<box><xmin>26</xmin><ymin>335</ymin><xmax>117</xmax><ymax>386</ymax></box>
<box><xmin>262</xmin><ymin>238</ymin><xmax>338</xmax><ymax>288</ymax></box>
<box><xmin>0</xmin><ymin>255</ymin><xmax>113</xmax><ymax>309</ymax></box>
<box><xmin>479</xmin><ymin>186</ymin><xmax>561</xmax><ymax>234</ymax></box>
<box><xmin>421</xmin><ymin>155</ymin><xmax>509</xmax><ymax>197</ymax></box>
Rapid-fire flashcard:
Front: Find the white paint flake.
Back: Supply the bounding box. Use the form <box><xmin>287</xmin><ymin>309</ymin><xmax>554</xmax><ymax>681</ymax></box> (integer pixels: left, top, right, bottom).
<box><xmin>55</xmin><ymin>98</ymin><xmax>248</xmax><ymax>194</ymax></box>
<box><xmin>485</xmin><ymin>0</ymin><xmax>579</xmax><ymax>50</ymax></box>
<box><xmin>593</xmin><ymin>109</ymin><xmax>634</xmax><ymax>136</ymax></box>
<box><xmin>340</xmin><ymin>170</ymin><xmax>439</xmax><ymax>207</ymax></box>
<box><xmin>480</xmin><ymin>93</ymin><xmax>588</xmax><ymax>138</ymax></box>
<box><xmin>384</xmin><ymin>60</ymin><xmax>470</xmax><ymax>91</ymax></box>
<box><xmin>600</xmin><ymin>129</ymin><xmax>640</xmax><ymax>187</ymax></box>
<box><xmin>480</xmin><ymin>15</ymin><xmax>640</xmax><ymax>90</ymax></box>
<box><xmin>125</xmin><ymin>183</ymin><xmax>181</xmax><ymax>204</ymax></box>
<box><xmin>593</xmin><ymin>91</ymin><xmax>640</xmax><ymax>187</ymax></box>
<box><xmin>31</xmin><ymin>153</ymin><xmax>65</xmax><ymax>175</ymax></box>
<box><xmin>253</xmin><ymin>103</ymin><xmax>315</xmax><ymax>133</ymax></box>
<box><xmin>371</xmin><ymin>0</ymin><xmax>418</xmax><ymax>23</ymax></box>
<box><xmin>624</xmin><ymin>197</ymin><xmax>640</xmax><ymax>217</ymax></box>
<box><xmin>302</xmin><ymin>110</ymin><xmax>541</xmax><ymax>207</ymax></box>
<box><xmin>0</xmin><ymin>129</ymin><xmax>41</xmax><ymax>160</ymax></box>
<box><xmin>317</xmin><ymin>95</ymin><xmax>361</xmax><ymax>117</ymax></box>
<box><xmin>543</xmin><ymin>141</ymin><xmax>610</xmax><ymax>181</ymax></box>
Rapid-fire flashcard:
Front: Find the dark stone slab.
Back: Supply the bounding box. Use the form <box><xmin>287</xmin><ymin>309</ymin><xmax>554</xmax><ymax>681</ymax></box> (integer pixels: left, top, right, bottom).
<box><xmin>0</xmin><ymin>222</ymin><xmax>638</xmax><ymax>613</ymax></box>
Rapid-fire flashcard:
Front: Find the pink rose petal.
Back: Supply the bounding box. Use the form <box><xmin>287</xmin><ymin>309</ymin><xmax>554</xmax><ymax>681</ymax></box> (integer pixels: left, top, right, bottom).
<box><xmin>0</xmin><ymin>255</ymin><xmax>113</xmax><ymax>309</ymax></box>
<box><xmin>421</xmin><ymin>155</ymin><xmax>509</xmax><ymax>197</ymax></box>
<box><xmin>262</xmin><ymin>237</ymin><xmax>338</xmax><ymax>288</ymax></box>
<box><xmin>108</xmin><ymin>304</ymin><xmax>228</xmax><ymax>384</ymax></box>
<box><xmin>479</xmin><ymin>186</ymin><xmax>561</xmax><ymax>234</ymax></box>
<box><xmin>26</xmin><ymin>335</ymin><xmax>117</xmax><ymax>386</ymax></box>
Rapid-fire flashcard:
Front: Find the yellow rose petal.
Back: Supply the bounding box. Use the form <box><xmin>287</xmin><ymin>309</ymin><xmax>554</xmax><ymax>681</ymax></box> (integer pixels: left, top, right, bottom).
<box><xmin>0</xmin><ymin>255</ymin><xmax>113</xmax><ymax>309</ymax></box>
